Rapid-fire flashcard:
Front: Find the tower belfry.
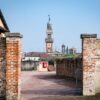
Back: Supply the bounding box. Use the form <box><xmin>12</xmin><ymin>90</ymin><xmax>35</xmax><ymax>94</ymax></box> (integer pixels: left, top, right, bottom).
<box><xmin>45</xmin><ymin>15</ymin><xmax>53</xmax><ymax>54</ymax></box>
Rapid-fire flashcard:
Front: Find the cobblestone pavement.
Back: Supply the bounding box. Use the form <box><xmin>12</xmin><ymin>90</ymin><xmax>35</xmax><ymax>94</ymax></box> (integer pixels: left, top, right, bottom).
<box><xmin>21</xmin><ymin>71</ymin><xmax>82</xmax><ymax>100</ymax></box>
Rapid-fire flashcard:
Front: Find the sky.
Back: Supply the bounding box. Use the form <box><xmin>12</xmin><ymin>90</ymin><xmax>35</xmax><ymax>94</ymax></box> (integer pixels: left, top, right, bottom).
<box><xmin>0</xmin><ymin>0</ymin><xmax>100</xmax><ymax>53</ymax></box>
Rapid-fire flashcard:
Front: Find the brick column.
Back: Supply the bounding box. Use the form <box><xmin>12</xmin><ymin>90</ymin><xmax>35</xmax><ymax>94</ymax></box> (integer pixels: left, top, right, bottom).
<box><xmin>81</xmin><ymin>34</ymin><xmax>96</xmax><ymax>95</ymax></box>
<box><xmin>6</xmin><ymin>33</ymin><xmax>22</xmax><ymax>100</ymax></box>
<box><xmin>0</xmin><ymin>37</ymin><xmax>6</xmax><ymax>99</ymax></box>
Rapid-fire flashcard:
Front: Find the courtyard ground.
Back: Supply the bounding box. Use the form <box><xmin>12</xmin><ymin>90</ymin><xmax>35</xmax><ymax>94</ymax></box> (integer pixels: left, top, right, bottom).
<box><xmin>21</xmin><ymin>71</ymin><xmax>100</xmax><ymax>100</ymax></box>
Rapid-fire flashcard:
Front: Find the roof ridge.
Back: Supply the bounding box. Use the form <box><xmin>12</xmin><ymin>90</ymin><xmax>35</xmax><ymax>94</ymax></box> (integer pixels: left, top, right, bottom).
<box><xmin>0</xmin><ymin>9</ymin><xmax>10</xmax><ymax>32</ymax></box>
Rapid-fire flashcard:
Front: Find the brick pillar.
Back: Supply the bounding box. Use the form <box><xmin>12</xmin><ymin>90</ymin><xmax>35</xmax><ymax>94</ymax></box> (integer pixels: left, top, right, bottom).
<box><xmin>81</xmin><ymin>34</ymin><xmax>96</xmax><ymax>95</ymax></box>
<box><xmin>0</xmin><ymin>37</ymin><xmax>6</xmax><ymax>99</ymax></box>
<box><xmin>6</xmin><ymin>33</ymin><xmax>22</xmax><ymax>100</ymax></box>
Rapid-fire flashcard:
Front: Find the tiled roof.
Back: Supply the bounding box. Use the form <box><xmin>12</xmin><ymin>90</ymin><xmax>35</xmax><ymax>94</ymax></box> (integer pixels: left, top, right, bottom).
<box><xmin>24</xmin><ymin>52</ymin><xmax>49</xmax><ymax>58</ymax></box>
<box><xmin>0</xmin><ymin>26</ymin><xmax>8</xmax><ymax>32</ymax></box>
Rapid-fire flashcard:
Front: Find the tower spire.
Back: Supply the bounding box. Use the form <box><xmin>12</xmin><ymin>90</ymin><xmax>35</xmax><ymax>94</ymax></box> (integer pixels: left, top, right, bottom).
<box><xmin>48</xmin><ymin>15</ymin><xmax>50</xmax><ymax>22</ymax></box>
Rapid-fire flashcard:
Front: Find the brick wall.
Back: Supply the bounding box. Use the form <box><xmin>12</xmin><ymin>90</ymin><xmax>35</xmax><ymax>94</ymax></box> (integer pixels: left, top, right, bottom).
<box><xmin>56</xmin><ymin>58</ymin><xmax>82</xmax><ymax>80</ymax></box>
<box><xmin>0</xmin><ymin>37</ymin><xmax>6</xmax><ymax>99</ymax></box>
<box><xmin>21</xmin><ymin>61</ymin><xmax>38</xmax><ymax>71</ymax></box>
<box><xmin>95</xmin><ymin>39</ymin><xmax>100</xmax><ymax>93</ymax></box>
<box><xmin>0</xmin><ymin>33</ymin><xmax>22</xmax><ymax>99</ymax></box>
<box><xmin>6</xmin><ymin>33</ymin><xmax>22</xmax><ymax>100</ymax></box>
<box><xmin>81</xmin><ymin>34</ymin><xmax>100</xmax><ymax>95</ymax></box>
<box><xmin>81</xmin><ymin>34</ymin><xmax>96</xmax><ymax>95</ymax></box>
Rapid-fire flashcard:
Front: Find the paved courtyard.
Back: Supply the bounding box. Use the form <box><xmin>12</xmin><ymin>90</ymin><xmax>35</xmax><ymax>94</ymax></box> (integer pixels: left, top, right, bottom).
<box><xmin>21</xmin><ymin>71</ymin><xmax>82</xmax><ymax>100</ymax></box>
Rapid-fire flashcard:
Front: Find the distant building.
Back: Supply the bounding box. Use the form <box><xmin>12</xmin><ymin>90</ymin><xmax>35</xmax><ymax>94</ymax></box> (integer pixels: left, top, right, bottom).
<box><xmin>66</xmin><ymin>46</ymin><xmax>69</xmax><ymax>54</ymax></box>
<box><xmin>24</xmin><ymin>52</ymin><xmax>49</xmax><ymax>60</ymax></box>
<box><xmin>53</xmin><ymin>50</ymin><xmax>62</xmax><ymax>57</ymax></box>
<box><xmin>21</xmin><ymin>52</ymin><xmax>50</xmax><ymax>71</ymax></box>
<box><xmin>61</xmin><ymin>44</ymin><xmax>77</xmax><ymax>55</ymax></box>
<box><xmin>22</xmin><ymin>56</ymin><xmax>40</xmax><ymax>62</ymax></box>
<box><xmin>69</xmin><ymin>48</ymin><xmax>76</xmax><ymax>54</ymax></box>
<box><xmin>61</xmin><ymin>44</ymin><xmax>66</xmax><ymax>54</ymax></box>
<box><xmin>45</xmin><ymin>15</ymin><xmax>53</xmax><ymax>54</ymax></box>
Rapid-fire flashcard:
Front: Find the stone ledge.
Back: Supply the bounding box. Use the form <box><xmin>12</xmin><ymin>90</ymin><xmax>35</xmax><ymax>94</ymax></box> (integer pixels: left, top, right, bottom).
<box><xmin>81</xmin><ymin>34</ymin><xmax>97</xmax><ymax>39</ymax></box>
<box><xmin>5</xmin><ymin>32</ymin><xmax>23</xmax><ymax>38</ymax></box>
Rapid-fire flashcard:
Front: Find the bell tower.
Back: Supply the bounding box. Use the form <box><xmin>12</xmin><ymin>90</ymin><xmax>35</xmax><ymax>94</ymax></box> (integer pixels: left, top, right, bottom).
<box><xmin>45</xmin><ymin>15</ymin><xmax>53</xmax><ymax>54</ymax></box>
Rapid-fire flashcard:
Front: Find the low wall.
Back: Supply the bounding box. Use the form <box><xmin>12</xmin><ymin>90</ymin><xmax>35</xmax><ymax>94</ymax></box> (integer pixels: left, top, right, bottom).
<box><xmin>21</xmin><ymin>61</ymin><xmax>39</xmax><ymax>71</ymax></box>
<box><xmin>56</xmin><ymin>58</ymin><xmax>82</xmax><ymax>80</ymax></box>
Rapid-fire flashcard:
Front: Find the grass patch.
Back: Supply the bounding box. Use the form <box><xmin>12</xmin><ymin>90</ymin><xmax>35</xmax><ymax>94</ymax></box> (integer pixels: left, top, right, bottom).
<box><xmin>95</xmin><ymin>93</ymin><xmax>100</xmax><ymax>96</ymax></box>
<box><xmin>64</xmin><ymin>54</ymin><xmax>80</xmax><ymax>58</ymax></box>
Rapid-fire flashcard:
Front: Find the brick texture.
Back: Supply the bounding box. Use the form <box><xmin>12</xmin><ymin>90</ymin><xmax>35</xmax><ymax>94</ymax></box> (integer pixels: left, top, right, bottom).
<box><xmin>82</xmin><ymin>37</ymin><xmax>96</xmax><ymax>95</ymax></box>
<box><xmin>0</xmin><ymin>37</ymin><xmax>6</xmax><ymax>98</ymax></box>
<box><xmin>6</xmin><ymin>36</ymin><xmax>22</xmax><ymax>100</ymax></box>
<box><xmin>56</xmin><ymin>58</ymin><xmax>82</xmax><ymax>80</ymax></box>
<box><xmin>81</xmin><ymin>34</ymin><xmax>100</xmax><ymax>95</ymax></box>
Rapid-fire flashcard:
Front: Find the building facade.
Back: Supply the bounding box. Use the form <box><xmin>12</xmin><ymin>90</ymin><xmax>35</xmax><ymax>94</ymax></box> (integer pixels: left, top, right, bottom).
<box><xmin>69</xmin><ymin>48</ymin><xmax>76</xmax><ymax>54</ymax></box>
<box><xmin>21</xmin><ymin>52</ymin><xmax>49</xmax><ymax>71</ymax></box>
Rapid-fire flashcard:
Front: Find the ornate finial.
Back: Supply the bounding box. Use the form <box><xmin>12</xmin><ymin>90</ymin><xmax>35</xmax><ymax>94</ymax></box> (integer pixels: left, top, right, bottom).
<box><xmin>48</xmin><ymin>15</ymin><xmax>50</xmax><ymax>22</ymax></box>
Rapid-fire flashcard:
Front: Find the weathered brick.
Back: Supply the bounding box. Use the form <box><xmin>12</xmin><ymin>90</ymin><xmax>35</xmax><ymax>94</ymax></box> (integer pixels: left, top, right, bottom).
<box><xmin>81</xmin><ymin>34</ymin><xmax>100</xmax><ymax>95</ymax></box>
<box><xmin>6</xmin><ymin>34</ymin><xmax>22</xmax><ymax>100</ymax></box>
<box><xmin>0</xmin><ymin>38</ymin><xmax>6</xmax><ymax>98</ymax></box>
<box><xmin>56</xmin><ymin>58</ymin><xmax>82</xmax><ymax>80</ymax></box>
